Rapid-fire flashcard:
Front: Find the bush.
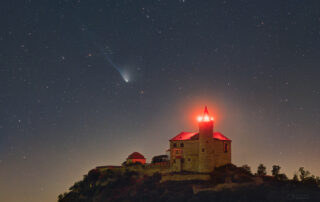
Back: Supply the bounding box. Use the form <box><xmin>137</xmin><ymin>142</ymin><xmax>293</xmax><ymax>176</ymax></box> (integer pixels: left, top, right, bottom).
<box><xmin>241</xmin><ymin>164</ymin><xmax>252</xmax><ymax>175</ymax></box>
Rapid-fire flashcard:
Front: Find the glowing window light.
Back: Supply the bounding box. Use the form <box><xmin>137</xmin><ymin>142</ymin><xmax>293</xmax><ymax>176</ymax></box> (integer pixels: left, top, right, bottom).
<box><xmin>197</xmin><ymin>116</ymin><xmax>203</xmax><ymax>122</ymax></box>
<box><xmin>204</xmin><ymin>115</ymin><xmax>209</xmax><ymax>121</ymax></box>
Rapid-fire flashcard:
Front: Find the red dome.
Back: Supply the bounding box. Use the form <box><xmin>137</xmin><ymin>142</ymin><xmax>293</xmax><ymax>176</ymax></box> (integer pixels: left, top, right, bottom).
<box><xmin>127</xmin><ymin>152</ymin><xmax>145</xmax><ymax>159</ymax></box>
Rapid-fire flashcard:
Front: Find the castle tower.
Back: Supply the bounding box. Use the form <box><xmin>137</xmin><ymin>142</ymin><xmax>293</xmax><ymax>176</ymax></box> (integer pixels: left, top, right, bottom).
<box><xmin>170</xmin><ymin>106</ymin><xmax>231</xmax><ymax>173</ymax></box>
<box><xmin>198</xmin><ymin>106</ymin><xmax>214</xmax><ymax>173</ymax></box>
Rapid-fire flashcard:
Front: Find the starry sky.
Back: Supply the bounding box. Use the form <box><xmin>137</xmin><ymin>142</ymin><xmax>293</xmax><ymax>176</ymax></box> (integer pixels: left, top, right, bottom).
<box><xmin>1</xmin><ymin>0</ymin><xmax>320</xmax><ymax>201</ymax></box>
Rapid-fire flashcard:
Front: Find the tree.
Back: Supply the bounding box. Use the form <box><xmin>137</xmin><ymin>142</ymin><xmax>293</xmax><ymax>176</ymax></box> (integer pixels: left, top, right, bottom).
<box><xmin>293</xmin><ymin>174</ymin><xmax>299</xmax><ymax>182</ymax></box>
<box><xmin>87</xmin><ymin>169</ymin><xmax>101</xmax><ymax>182</ymax></box>
<box><xmin>241</xmin><ymin>164</ymin><xmax>252</xmax><ymax>174</ymax></box>
<box><xmin>271</xmin><ymin>165</ymin><xmax>281</xmax><ymax>176</ymax></box>
<box><xmin>58</xmin><ymin>192</ymin><xmax>68</xmax><ymax>202</ymax></box>
<box><xmin>299</xmin><ymin>167</ymin><xmax>310</xmax><ymax>181</ymax></box>
<box><xmin>303</xmin><ymin>175</ymin><xmax>318</xmax><ymax>186</ymax></box>
<box><xmin>69</xmin><ymin>181</ymin><xmax>83</xmax><ymax>191</ymax></box>
<box><xmin>257</xmin><ymin>164</ymin><xmax>266</xmax><ymax>176</ymax></box>
<box><xmin>316</xmin><ymin>176</ymin><xmax>320</xmax><ymax>186</ymax></box>
<box><xmin>277</xmin><ymin>173</ymin><xmax>288</xmax><ymax>181</ymax></box>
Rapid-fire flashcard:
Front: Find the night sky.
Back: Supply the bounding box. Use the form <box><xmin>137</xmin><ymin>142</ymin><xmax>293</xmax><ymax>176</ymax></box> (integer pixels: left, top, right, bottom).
<box><xmin>1</xmin><ymin>0</ymin><xmax>320</xmax><ymax>201</ymax></box>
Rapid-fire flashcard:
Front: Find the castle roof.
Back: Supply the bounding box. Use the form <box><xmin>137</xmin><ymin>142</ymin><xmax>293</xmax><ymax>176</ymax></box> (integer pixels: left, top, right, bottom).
<box><xmin>170</xmin><ymin>132</ymin><xmax>231</xmax><ymax>141</ymax></box>
<box><xmin>127</xmin><ymin>152</ymin><xmax>146</xmax><ymax>159</ymax></box>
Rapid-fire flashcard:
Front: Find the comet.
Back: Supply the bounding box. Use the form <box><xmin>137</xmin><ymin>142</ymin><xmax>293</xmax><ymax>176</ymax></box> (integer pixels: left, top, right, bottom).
<box><xmin>84</xmin><ymin>29</ymin><xmax>130</xmax><ymax>83</ymax></box>
<box><xmin>119</xmin><ymin>69</ymin><xmax>130</xmax><ymax>83</ymax></box>
<box><xmin>99</xmin><ymin>46</ymin><xmax>130</xmax><ymax>83</ymax></box>
<box><xmin>96</xmin><ymin>41</ymin><xmax>131</xmax><ymax>83</ymax></box>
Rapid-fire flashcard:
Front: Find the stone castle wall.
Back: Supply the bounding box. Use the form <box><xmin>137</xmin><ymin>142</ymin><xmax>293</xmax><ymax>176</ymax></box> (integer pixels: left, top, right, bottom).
<box><xmin>96</xmin><ymin>162</ymin><xmax>171</xmax><ymax>176</ymax></box>
<box><xmin>213</xmin><ymin>140</ymin><xmax>231</xmax><ymax>167</ymax></box>
<box><xmin>170</xmin><ymin>140</ymin><xmax>199</xmax><ymax>172</ymax></box>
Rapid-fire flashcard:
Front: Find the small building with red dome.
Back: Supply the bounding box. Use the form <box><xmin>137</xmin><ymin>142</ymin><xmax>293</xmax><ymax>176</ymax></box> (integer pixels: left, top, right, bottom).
<box><xmin>126</xmin><ymin>152</ymin><xmax>146</xmax><ymax>165</ymax></box>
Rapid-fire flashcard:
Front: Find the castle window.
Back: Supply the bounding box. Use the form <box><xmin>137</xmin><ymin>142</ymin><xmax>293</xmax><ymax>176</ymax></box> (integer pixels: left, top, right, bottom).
<box><xmin>224</xmin><ymin>143</ymin><xmax>228</xmax><ymax>153</ymax></box>
<box><xmin>173</xmin><ymin>143</ymin><xmax>177</xmax><ymax>148</ymax></box>
<box><xmin>202</xmin><ymin>148</ymin><xmax>205</xmax><ymax>152</ymax></box>
<box><xmin>180</xmin><ymin>143</ymin><xmax>184</xmax><ymax>147</ymax></box>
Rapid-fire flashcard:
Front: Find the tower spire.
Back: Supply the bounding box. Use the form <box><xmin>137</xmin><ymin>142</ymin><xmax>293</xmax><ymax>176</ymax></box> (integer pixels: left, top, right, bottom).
<box><xmin>197</xmin><ymin>106</ymin><xmax>214</xmax><ymax>122</ymax></box>
<box><xmin>198</xmin><ymin>106</ymin><xmax>214</xmax><ymax>172</ymax></box>
<box><xmin>204</xmin><ymin>106</ymin><xmax>209</xmax><ymax>116</ymax></box>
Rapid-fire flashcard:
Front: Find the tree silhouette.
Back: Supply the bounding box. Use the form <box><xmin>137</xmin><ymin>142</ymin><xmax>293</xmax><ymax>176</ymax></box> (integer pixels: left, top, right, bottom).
<box><xmin>277</xmin><ymin>173</ymin><xmax>288</xmax><ymax>181</ymax></box>
<box><xmin>299</xmin><ymin>167</ymin><xmax>310</xmax><ymax>181</ymax></box>
<box><xmin>271</xmin><ymin>165</ymin><xmax>281</xmax><ymax>176</ymax></box>
<box><xmin>316</xmin><ymin>176</ymin><xmax>320</xmax><ymax>185</ymax></box>
<box><xmin>293</xmin><ymin>173</ymin><xmax>299</xmax><ymax>182</ymax></box>
<box><xmin>257</xmin><ymin>164</ymin><xmax>266</xmax><ymax>176</ymax></box>
<box><xmin>241</xmin><ymin>164</ymin><xmax>252</xmax><ymax>174</ymax></box>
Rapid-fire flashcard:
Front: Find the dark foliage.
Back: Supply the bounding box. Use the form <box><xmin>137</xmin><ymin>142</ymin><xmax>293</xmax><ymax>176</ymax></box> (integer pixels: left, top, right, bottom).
<box><xmin>271</xmin><ymin>165</ymin><xmax>281</xmax><ymax>176</ymax></box>
<box><xmin>276</xmin><ymin>173</ymin><xmax>288</xmax><ymax>181</ymax></box>
<box><xmin>241</xmin><ymin>164</ymin><xmax>252</xmax><ymax>175</ymax></box>
<box><xmin>299</xmin><ymin>167</ymin><xmax>311</xmax><ymax>181</ymax></box>
<box><xmin>293</xmin><ymin>174</ymin><xmax>299</xmax><ymax>182</ymax></box>
<box><xmin>210</xmin><ymin>163</ymin><xmax>254</xmax><ymax>184</ymax></box>
<box><xmin>257</xmin><ymin>164</ymin><xmax>267</xmax><ymax>176</ymax></box>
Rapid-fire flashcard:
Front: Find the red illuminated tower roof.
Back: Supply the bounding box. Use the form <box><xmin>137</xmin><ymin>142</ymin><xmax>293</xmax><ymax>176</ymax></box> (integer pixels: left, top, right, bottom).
<box><xmin>170</xmin><ymin>132</ymin><xmax>231</xmax><ymax>141</ymax></box>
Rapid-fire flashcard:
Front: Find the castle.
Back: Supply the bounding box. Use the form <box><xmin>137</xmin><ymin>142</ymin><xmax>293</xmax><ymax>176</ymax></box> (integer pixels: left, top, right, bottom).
<box><xmin>97</xmin><ymin>106</ymin><xmax>231</xmax><ymax>174</ymax></box>
<box><xmin>169</xmin><ymin>106</ymin><xmax>231</xmax><ymax>173</ymax></box>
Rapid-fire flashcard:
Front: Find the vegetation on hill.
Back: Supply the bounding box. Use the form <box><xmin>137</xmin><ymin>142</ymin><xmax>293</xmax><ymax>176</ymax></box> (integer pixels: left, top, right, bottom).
<box><xmin>58</xmin><ymin>164</ymin><xmax>320</xmax><ymax>202</ymax></box>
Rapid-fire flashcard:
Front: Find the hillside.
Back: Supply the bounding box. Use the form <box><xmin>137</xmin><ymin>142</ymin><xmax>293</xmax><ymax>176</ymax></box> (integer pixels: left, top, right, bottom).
<box><xmin>58</xmin><ymin>164</ymin><xmax>320</xmax><ymax>202</ymax></box>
